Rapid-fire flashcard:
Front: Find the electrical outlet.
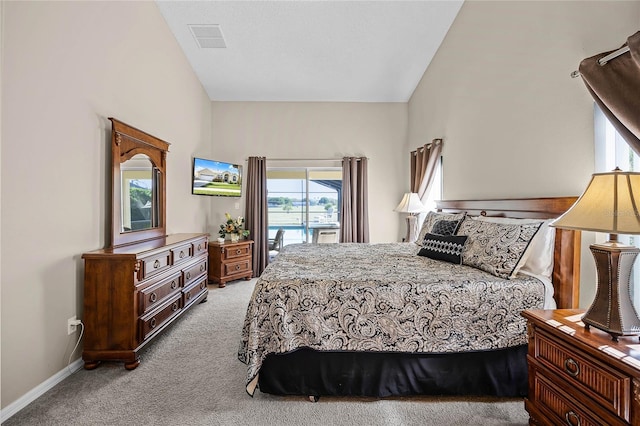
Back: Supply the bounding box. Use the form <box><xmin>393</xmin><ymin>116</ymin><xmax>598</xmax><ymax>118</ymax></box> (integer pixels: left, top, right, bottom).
<box><xmin>67</xmin><ymin>316</ymin><xmax>80</xmax><ymax>335</ymax></box>
<box><xmin>234</xmin><ymin>202</ymin><xmax>240</xmax><ymax>210</ymax></box>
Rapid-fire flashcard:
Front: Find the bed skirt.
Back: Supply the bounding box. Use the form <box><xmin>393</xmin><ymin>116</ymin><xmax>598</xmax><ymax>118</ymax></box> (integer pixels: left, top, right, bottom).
<box><xmin>258</xmin><ymin>345</ymin><xmax>528</xmax><ymax>398</ymax></box>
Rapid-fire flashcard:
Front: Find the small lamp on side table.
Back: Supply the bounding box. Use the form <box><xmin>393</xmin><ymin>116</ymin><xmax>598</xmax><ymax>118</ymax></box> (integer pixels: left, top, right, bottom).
<box><xmin>394</xmin><ymin>192</ymin><xmax>426</xmax><ymax>243</ymax></box>
<box><xmin>551</xmin><ymin>167</ymin><xmax>640</xmax><ymax>341</ymax></box>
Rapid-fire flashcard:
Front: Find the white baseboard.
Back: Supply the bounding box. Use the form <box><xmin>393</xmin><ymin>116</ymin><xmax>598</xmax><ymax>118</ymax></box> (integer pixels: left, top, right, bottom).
<box><xmin>1</xmin><ymin>358</ymin><xmax>83</xmax><ymax>423</ymax></box>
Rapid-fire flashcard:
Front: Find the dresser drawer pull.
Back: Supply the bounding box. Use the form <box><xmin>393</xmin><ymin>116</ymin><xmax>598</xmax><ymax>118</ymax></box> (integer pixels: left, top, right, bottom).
<box><xmin>171</xmin><ymin>302</ymin><xmax>179</xmax><ymax>312</ymax></box>
<box><xmin>564</xmin><ymin>358</ymin><xmax>580</xmax><ymax>377</ymax></box>
<box><xmin>170</xmin><ymin>280</ymin><xmax>178</xmax><ymax>290</ymax></box>
<box><xmin>200</xmin><ymin>282</ymin><xmax>206</xmax><ymax>290</ymax></box>
<box><xmin>149</xmin><ymin>293</ymin><xmax>157</xmax><ymax>303</ymax></box>
<box><xmin>198</xmin><ymin>243</ymin><xmax>203</xmax><ymax>251</ymax></box>
<box><xmin>236</xmin><ymin>249</ymin><xmax>242</xmax><ymax>255</ymax></box>
<box><xmin>179</xmin><ymin>251</ymin><xmax>185</xmax><ymax>259</ymax></box>
<box><xmin>565</xmin><ymin>410</ymin><xmax>581</xmax><ymax>426</ymax></box>
<box><xmin>150</xmin><ymin>318</ymin><xmax>157</xmax><ymax>329</ymax></box>
<box><xmin>153</xmin><ymin>260</ymin><xmax>161</xmax><ymax>269</ymax></box>
<box><xmin>186</xmin><ymin>271</ymin><xmax>191</xmax><ymax>280</ymax></box>
<box><xmin>186</xmin><ymin>291</ymin><xmax>191</xmax><ymax>300</ymax></box>
<box><xmin>235</xmin><ymin>264</ymin><xmax>241</xmax><ymax>271</ymax></box>
<box><xmin>200</xmin><ymin>264</ymin><xmax>205</xmax><ymax>272</ymax></box>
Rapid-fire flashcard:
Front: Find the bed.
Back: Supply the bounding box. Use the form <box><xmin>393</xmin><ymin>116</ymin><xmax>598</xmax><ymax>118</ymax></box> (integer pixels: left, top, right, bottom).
<box><xmin>238</xmin><ymin>197</ymin><xmax>581</xmax><ymax>399</ymax></box>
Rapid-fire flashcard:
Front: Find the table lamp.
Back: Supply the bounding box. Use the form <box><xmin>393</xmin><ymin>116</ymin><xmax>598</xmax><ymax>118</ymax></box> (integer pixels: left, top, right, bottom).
<box><xmin>394</xmin><ymin>192</ymin><xmax>426</xmax><ymax>243</ymax></box>
<box><xmin>551</xmin><ymin>167</ymin><xmax>640</xmax><ymax>341</ymax></box>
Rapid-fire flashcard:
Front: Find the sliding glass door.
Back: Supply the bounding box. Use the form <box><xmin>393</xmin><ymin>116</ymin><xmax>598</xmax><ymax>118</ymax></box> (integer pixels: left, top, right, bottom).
<box><xmin>267</xmin><ymin>168</ymin><xmax>342</xmax><ymax>246</ymax></box>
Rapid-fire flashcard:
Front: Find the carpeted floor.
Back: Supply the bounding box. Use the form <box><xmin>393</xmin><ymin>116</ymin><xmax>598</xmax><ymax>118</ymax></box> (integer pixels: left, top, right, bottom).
<box><xmin>4</xmin><ymin>279</ymin><xmax>529</xmax><ymax>425</ymax></box>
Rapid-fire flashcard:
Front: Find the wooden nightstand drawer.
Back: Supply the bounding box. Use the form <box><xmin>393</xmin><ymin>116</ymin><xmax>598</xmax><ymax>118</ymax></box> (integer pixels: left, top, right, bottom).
<box><xmin>224</xmin><ymin>258</ymin><xmax>251</xmax><ymax>276</ymax></box>
<box><xmin>532</xmin><ymin>371</ymin><xmax>626</xmax><ymax>426</ymax></box>
<box><xmin>533</xmin><ymin>330</ymin><xmax>630</xmax><ymax>418</ymax></box>
<box><xmin>223</xmin><ymin>243</ymin><xmax>252</xmax><ymax>260</ymax></box>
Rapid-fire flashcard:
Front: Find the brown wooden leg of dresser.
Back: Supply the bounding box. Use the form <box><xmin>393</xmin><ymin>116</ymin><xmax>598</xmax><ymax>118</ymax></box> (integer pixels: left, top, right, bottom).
<box><xmin>124</xmin><ymin>359</ymin><xmax>140</xmax><ymax>370</ymax></box>
<box><xmin>83</xmin><ymin>360</ymin><xmax>100</xmax><ymax>370</ymax></box>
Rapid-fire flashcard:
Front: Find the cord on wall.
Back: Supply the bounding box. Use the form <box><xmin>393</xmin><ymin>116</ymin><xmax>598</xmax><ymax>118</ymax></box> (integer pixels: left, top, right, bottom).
<box><xmin>67</xmin><ymin>321</ymin><xmax>84</xmax><ymax>374</ymax></box>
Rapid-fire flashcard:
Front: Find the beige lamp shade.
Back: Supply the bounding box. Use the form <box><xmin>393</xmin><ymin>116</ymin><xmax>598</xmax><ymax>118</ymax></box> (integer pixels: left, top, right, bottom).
<box><xmin>551</xmin><ymin>168</ymin><xmax>640</xmax><ymax>234</ymax></box>
<box><xmin>394</xmin><ymin>193</ymin><xmax>426</xmax><ymax>214</ymax></box>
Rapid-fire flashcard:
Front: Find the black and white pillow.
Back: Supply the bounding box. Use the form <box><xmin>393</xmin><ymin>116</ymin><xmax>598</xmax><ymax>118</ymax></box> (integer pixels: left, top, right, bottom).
<box><xmin>416</xmin><ymin>211</ymin><xmax>466</xmax><ymax>243</ymax></box>
<box><xmin>430</xmin><ymin>219</ymin><xmax>462</xmax><ymax>236</ymax></box>
<box><xmin>418</xmin><ymin>233</ymin><xmax>468</xmax><ymax>264</ymax></box>
<box><xmin>456</xmin><ymin>218</ymin><xmax>542</xmax><ymax>279</ymax></box>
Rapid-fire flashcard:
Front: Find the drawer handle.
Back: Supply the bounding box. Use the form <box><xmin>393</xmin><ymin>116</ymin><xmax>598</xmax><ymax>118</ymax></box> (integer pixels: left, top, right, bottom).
<box><xmin>150</xmin><ymin>318</ymin><xmax>157</xmax><ymax>329</ymax></box>
<box><xmin>186</xmin><ymin>271</ymin><xmax>191</xmax><ymax>280</ymax></box>
<box><xmin>564</xmin><ymin>358</ymin><xmax>580</xmax><ymax>377</ymax></box>
<box><xmin>198</xmin><ymin>243</ymin><xmax>202</xmax><ymax>251</ymax></box>
<box><xmin>186</xmin><ymin>291</ymin><xmax>191</xmax><ymax>300</ymax></box>
<box><xmin>153</xmin><ymin>260</ymin><xmax>161</xmax><ymax>269</ymax></box>
<box><xmin>170</xmin><ymin>280</ymin><xmax>177</xmax><ymax>290</ymax></box>
<box><xmin>200</xmin><ymin>282</ymin><xmax>206</xmax><ymax>290</ymax></box>
<box><xmin>565</xmin><ymin>410</ymin><xmax>581</xmax><ymax>426</ymax></box>
<box><xmin>236</xmin><ymin>249</ymin><xmax>242</xmax><ymax>255</ymax></box>
<box><xmin>149</xmin><ymin>293</ymin><xmax>157</xmax><ymax>303</ymax></box>
<box><xmin>179</xmin><ymin>251</ymin><xmax>185</xmax><ymax>259</ymax></box>
<box><xmin>200</xmin><ymin>264</ymin><xmax>205</xmax><ymax>272</ymax></box>
<box><xmin>171</xmin><ymin>302</ymin><xmax>179</xmax><ymax>312</ymax></box>
<box><xmin>235</xmin><ymin>264</ymin><xmax>241</xmax><ymax>271</ymax></box>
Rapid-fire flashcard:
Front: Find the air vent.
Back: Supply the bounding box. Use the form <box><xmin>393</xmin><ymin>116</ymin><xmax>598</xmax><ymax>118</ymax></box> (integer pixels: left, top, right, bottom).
<box><xmin>188</xmin><ymin>24</ymin><xmax>226</xmax><ymax>49</ymax></box>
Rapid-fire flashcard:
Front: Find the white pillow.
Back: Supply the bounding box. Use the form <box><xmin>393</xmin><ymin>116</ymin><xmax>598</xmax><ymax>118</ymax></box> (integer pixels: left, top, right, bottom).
<box><xmin>471</xmin><ymin>216</ymin><xmax>555</xmax><ymax>279</ymax></box>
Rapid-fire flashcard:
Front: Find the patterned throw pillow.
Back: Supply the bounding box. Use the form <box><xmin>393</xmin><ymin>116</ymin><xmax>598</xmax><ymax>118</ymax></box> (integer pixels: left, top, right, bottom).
<box><xmin>457</xmin><ymin>218</ymin><xmax>542</xmax><ymax>279</ymax></box>
<box><xmin>430</xmin><ymin>219</ymin><xmax>462</xmax><ymax>236</ymax></box>
<box><xmin>416</xmin><ymin>211</ymin><xmax>466</xmax><ymax>244</ymax></box>
<box><xmin>418</xmin><ymin>233</ymin><xmax>468</xmax><ymax>264</ymax></box>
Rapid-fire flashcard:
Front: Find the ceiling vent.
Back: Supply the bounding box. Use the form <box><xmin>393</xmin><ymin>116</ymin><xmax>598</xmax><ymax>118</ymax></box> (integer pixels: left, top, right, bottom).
<box><xmin>188</xmin><ymin>24</ymin><xmax>226</xmax><ymax>49</ymax></box>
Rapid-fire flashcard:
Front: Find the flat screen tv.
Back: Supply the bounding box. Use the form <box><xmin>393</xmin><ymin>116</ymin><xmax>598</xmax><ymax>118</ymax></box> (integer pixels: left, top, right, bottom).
<box><xmin>192</xmin><ymin>157</ymin><xmax>242</xmax><ymax>197</ymax></box>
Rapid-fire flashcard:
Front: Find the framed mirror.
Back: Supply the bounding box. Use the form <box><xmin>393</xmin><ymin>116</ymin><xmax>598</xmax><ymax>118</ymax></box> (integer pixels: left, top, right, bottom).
<box><xmin>109</xmin><ymin>118</ymin><xmax>169</xmax><ymax>248</ymax></box>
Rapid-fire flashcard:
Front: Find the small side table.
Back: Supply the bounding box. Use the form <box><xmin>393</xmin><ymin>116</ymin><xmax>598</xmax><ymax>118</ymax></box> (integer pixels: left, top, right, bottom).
<box><xmin>207</xmin><ymin>239</ymin><xmax>253</xmax><ymax>287</ymax></box>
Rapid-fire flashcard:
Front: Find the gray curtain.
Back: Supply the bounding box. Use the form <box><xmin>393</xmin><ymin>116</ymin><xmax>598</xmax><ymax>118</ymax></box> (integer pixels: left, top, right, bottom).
<box><xmin>410</xmin><ymin>138</ymin><xmax>443</xmax><ymax>200</ymax></box>
<box><xmin>340</xmin><ymin>157</ymin><xmax>369</xmax><ymax>243</ymax></box>
<box><xmin>578</xmin><ymin>31</ymin><xmax>640</xmax><ymax>154</ymax></box>
<box><xmin>245</xmin><ymin>157</ymin><xmax>268</xmax><ymax>276</ymax></box>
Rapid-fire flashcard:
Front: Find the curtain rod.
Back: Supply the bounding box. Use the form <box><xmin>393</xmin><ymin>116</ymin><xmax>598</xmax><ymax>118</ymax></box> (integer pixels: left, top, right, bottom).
<box><xmin>248</xmin><ymin>157</ymin><xmax>368</xmax><ymax>161</ymax></box>
<box><xmin>570</xmin><ymin>45</ymin><xmax>630</xmax><ymax>78</ymax></box>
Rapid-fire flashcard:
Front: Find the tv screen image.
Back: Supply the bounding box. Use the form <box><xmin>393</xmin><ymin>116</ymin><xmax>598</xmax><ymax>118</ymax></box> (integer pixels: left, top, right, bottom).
<box><xmin>192</xmin><ymin>157</ymin><xmax>242</xmax><ymax>197</ymax></box>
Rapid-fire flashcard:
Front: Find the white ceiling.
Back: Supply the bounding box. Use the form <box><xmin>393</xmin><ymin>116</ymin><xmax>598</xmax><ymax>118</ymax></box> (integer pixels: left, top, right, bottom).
<box><xmin>155</xmin><ymin>1</ymin><xmax>463</xmax><ymax>103</ymax></box>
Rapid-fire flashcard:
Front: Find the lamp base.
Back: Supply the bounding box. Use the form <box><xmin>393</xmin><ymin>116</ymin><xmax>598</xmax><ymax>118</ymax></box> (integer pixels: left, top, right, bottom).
<box><xmin>582</xmin><ymin>241</ymin><xmax>640</xmax><ymax>341</ymax></box>
<box><xmin>404</xmin><ymin>215</ymin><xmax>419</xmax><ymax>243</ymax></box>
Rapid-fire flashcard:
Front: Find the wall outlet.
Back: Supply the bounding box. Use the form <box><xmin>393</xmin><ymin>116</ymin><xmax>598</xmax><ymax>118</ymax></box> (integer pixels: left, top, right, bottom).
<box><xmin>234</xmin><ymin>202</ymin><xmax>240</xmax><ymax>210</ymax></box>
<box><xmin>67</xmin><ymin>316</ymin><xmax>80</xmax><ymax>335</ymax></box>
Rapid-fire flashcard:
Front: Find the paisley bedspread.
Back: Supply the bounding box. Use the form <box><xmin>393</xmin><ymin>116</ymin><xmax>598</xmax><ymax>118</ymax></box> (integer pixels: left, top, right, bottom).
<box><xmin>238</xmin><ymin>243</ymin><xmax>546</xmax><ymax>395</ymax></box>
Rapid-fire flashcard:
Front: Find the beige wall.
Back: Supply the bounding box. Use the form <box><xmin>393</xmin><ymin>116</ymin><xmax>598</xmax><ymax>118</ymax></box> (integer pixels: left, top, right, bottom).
<box><xmin>408</xmin><ymin>0</ymin><xmax>640</xmax><ymax>307</ymax></box>
<box><xmin>210</xmin><ymin>102</ymin><xmax>408</xmax><ymax>243</ymax></box>
<box><xmin>1</xmin><ymin>1</ymin><xmax>212</xmax><ymax>408</ymax></box>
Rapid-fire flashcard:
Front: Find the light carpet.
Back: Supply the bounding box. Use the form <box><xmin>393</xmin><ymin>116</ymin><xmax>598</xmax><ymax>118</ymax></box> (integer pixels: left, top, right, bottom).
<box><xmin>4</xmin><ymin>279</ymin><xmax>529</xmax><ymax>425</ymax></box>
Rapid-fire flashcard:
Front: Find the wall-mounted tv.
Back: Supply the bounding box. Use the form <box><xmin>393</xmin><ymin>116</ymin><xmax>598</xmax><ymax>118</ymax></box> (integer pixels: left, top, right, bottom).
<box><xmin>192</xmin><ymin>157</ymin><xmax>242</xmax><ymax>197</ymax></box>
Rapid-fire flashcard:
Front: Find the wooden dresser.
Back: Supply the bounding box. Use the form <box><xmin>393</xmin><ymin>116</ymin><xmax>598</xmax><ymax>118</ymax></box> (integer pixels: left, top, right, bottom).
<box><xmin>522</xmin><ymin>309</ymin><xmax>640</xmax><ymax>425</ymax></box>
<box><xmin>82</xmin><ymin>233</ymin><xmax>209</xmax><ymax>370</ymax></box>
<box><xmin>208</xmin><ymin>239</ymin><xmax>253</xmax><ymax>287</ymax></box>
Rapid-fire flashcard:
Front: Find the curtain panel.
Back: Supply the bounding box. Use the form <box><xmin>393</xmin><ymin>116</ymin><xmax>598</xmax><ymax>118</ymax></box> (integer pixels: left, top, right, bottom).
<box><xmin>340</xmin><ymin>157</ymin><xmax>369</xmax><ymax>243</ymax></box>
<box><xmin>578</xmin><ymin>31</ymin><xmax>640</xmax><ymax>155</ymax></box>
<box><xmin>245</xmin><ymin>157</ymin><xmax>268</xmax><ymax>276</ymax></box>
<box><xmin>411</xmin><ymin>139</ymin><xmax>443</xmax><ymax>201</ymax></box>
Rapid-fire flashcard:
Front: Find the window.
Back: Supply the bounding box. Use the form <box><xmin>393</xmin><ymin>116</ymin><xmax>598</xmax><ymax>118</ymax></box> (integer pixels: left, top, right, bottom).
<box><xmin>594</xmin><ymin>104</ymin><xmax>640</xmax><ymax>309</ymax></box>
<box><xmin>267</xmin><ymin>168</ymin><xmax>342</xmax><ymax>246</ymax></box>
<box><xmin>422</xmin><ymin>156</ymin><xmax>443</xmax><ymax>212</ymax></box>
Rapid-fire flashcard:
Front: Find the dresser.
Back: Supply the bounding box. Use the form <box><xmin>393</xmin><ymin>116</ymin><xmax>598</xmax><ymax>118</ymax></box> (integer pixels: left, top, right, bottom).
<box><xmin>208</xmin><ymin>239</ymin><xmax>254</xmax><ymax>287</ymax></box>
<box><xmin>82</xmin><ymin>233</ymin><xmax>209</xmax><ymax>370</ymax></box>
<box><xmin>522</xmin><ymin>309</ymin><xmax>640</xmax><ymax>425</ymax></box>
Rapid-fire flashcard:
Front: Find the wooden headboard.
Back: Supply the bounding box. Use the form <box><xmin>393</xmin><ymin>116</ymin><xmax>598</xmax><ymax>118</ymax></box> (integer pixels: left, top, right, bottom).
<box><xmin>435</xmin><ymin>197</ymin><xmax>581</xmax><ymax>309</ymax></box>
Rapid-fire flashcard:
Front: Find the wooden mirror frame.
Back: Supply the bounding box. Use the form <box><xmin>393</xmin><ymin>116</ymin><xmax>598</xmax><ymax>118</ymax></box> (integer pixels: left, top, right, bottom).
<box><xmin>109</xmin><ymin>118</ymin><xmax>169</xmax><ymax>248</ymax></box>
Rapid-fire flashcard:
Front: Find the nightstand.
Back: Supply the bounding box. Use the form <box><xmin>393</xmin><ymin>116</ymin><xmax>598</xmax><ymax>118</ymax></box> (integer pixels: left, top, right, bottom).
<box><xmin>522</xmin><ymin>309</ymin><xmax>640</xmax><ymax>425</ymax></box>
<box><xmin>208</xmin><ymin>240</ymin><xmax>253</xmax><ymax>287</ymax></box>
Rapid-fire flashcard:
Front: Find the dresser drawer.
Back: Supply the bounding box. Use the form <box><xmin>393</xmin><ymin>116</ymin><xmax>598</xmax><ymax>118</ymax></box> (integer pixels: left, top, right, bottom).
<box><xmin>532</xmin><ymin>370</ymin><xmax>626</xmax><ymax>426</ymax></box>
<box><xmin>139</xmin><ymin>271</ymin><xmax>181</xmax><ymax>314</ymax></box>
<box><xmin>139</xmin><ymin>293</ymin><xmax>182</xmax><ymax>341</ymax></box>
<box><xmin>183</xmin><ymin>277</ymin><xmax>208</xmax><ymax>308</ymax></box>
<box><xmin>139</xmin><ymin>250</ymin><xmax>172</xmax><ymax>280</ymax></box>
<box><xmin>183</xmin><ymin>258</ymin><xmax>207</xmax><ymax>288</ymax></box>
<box><xmin>224</xmin><ymin>258</ymin><xmax>251</xmax><ymax>276</ymax></box>
<box><xmin>223</xmin><ymin>243</ymin><xmax>251</xmax><ymax>261</ymax></box>
<box><xmin>193</xmin><ymin>237</ymin><xmax>208</xmax><ymax>257</ymax></box>
<box><xmin>171</xmin><ymin>244</ymin><xmax>193</xmax><ymax>265</ymax></box>
<box><xmin>533</xmin><ymin>331</ymin><xmax>630</xmax><ymax>418</ymax></box>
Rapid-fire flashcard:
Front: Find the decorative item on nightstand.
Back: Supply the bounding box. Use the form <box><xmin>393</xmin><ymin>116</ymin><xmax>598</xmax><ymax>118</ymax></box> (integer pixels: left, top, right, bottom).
<box><xmin>394</xmin><ymin>192</ymin><xmax>426</xmax><ymax>243</ymax></box>
<box><xmin>219</xmin><ymin>213</ymin><xmax>250</xmax><ymax>243</ymax></box>
<box><xmin>551</xmin><ymin>167</ymin><xmax>640</xmax><ymax>340</ymax></box>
